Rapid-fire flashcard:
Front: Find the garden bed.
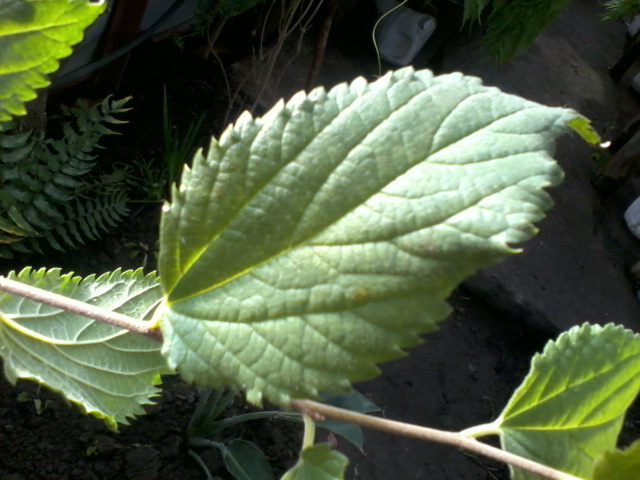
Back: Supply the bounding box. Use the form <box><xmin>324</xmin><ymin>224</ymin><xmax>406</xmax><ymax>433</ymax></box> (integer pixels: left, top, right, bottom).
<box><xmin>2</xmin><ymin>9</ymin><xmax>640</xmax><ymax>479</ymax></box>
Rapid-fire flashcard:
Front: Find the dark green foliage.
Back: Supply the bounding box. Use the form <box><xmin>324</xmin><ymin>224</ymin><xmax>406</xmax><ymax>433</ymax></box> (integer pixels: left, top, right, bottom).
<box><xmin>602</xmin><ymin>0</ymin><xmax>640</xmax><ymax>20</ymax></box>
<box><xmin>462</xmin><ymin>0</ymin><xmax>493</xmax><ymax>25</ymax></box>
<box><xmin>0</xmin><ymin>96</ymin><xmax>131</xmax><ymax>258</ymax></box>
<box><xmin>461</xmin><ymin>0</ymin><xmax>571</xmax><ymax>61</ymax></box>
<box><xmin>219</xmin><ymin>0</ymin><xmax>264</xmax><ymax>17</ymax></box>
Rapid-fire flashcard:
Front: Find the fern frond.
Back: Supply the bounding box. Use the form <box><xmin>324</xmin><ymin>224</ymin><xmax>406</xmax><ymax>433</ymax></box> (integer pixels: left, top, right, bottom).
<box><xmin>0</xmin><ymin>130</ymin><xmax>34</xmax><ymax>162</ymax></box>
<box><xmin>0</xmin><ymin>190</ymin><xmax>130</xmax><ymax>256</ymax></box>
<box><xmin>462</xmin><ymin>0</ymin><xmax>492</xmax><ymax>26</ymax></box>
<box><xmin>0</xmin><ymin>96</ymin><xmax>132</xmax><ymax>256</ymax></box>
<box><xmin>483</xmin><ymin>0</ymin><xmax>572</xmax><ymax>61</ymax></box>
<box><xmin>47</xmin><ymin>191</ymin><xmax>129</xmax><ymax>250</ymax></box>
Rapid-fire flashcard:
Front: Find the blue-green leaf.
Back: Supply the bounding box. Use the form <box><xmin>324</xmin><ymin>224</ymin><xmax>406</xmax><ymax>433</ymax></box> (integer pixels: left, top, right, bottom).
<box><xmin>159</xmin><ymin>67</ymin><xmax>595</xmax><ymax>406</ymax></box>
<box><xmin>0</xmin><ymin>267</ymin><xmax>171</xmax><ymax>430</ymax></box>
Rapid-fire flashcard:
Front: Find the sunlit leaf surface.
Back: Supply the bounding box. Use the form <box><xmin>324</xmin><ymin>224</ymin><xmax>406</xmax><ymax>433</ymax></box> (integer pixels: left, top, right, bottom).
<box><xmin>0</xmin><ymin>0</ymin><xmax>105</xmax><ymax>121</ymax></box>
<box><xmin>159</xmin><ymin>67</ymin><xmax>595</xmax><ymax>406</ymax></box>
<box><xmin>0</xmin><ymin>268</ymin><xmax>170</xmax><ymax>430</ymax></box>
<box><xmin>497</xmin><ymin>323</ymin><xmax>640</xmax><ymax>480</ymax></box>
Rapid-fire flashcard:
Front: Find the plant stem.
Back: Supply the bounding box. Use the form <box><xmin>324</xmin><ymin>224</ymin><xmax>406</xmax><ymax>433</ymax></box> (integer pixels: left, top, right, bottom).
<box><xmin>0</xmin><ymin>276</ymin><xmax>162</xmax><ymax>342</ymax></box>
<box><xmin>290</xmin><ymin>400</ymin><xmax>584</xmax><ymax>480</ymax></box>
<box><xmin>301</xmin><ymin>414</ymin><xmax>316</xmax><ymax>450</ymax></box>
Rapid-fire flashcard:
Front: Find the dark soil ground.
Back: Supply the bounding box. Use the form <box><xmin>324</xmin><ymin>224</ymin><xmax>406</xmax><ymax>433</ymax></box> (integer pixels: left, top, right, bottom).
<box><xmin>1</xmin><ymin>2</ymin><xmax>640</xmax><ymax>479</ymax></box>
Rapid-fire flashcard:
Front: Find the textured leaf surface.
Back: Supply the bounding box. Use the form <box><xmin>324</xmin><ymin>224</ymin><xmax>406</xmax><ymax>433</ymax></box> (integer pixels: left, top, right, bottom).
<box><xmin>281</xmin><ymin>444</ymin><xmax>348</xmax><ymax>480</ymax></box>
<box><xmin>592</xmin><ymin>440</ymin><xmax>640</xmax><ymax>480</ymax></box>
<box><xmin>0</xmin><ymin>0</ymin><xmax>105</xmax><ymax>122</ymax></box>
<box><xmin>496</xmin><ymin>323</ymin><xmax>640</xmax><ymax>480</ymax></box>
<box><xmin>0</xmin><ymin>268</ymin><xmax>169</xmax><ymax>430</ymax></box>
<box><xmin>159</xmin><ymin>67</ymin><xmax>593</xmax><ymax>406</ymax></box>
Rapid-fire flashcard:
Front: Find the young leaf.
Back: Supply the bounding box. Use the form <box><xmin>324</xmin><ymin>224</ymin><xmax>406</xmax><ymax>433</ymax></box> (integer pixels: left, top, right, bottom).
<box><xmin>494</xmin><ymin>323</ymin><xmax>640</xmax><ymax>480</ymax></box>
<box><xmin>0</xmin><ymin>267</ymin><xmax>170</xmax><ymax>430</ymax></box>
<box><xmin>222</xmin><ymin>439</ymin><xmax>275</xmax><ymax>480</ymax></box>
<box><xmin>592</xmin><ymin>440</ymin><xmax>640</xmax><ymax>480</ymax></box>
<box><xmin>281</xmin><ymin>444</ymin><xmax>348</xmax><ymax>480</ymax></box>
<box><xmin>159</xmin><ymin>67</ymin><xmax>596</xmax><ymax>407</ymax></box>
<box><xmin>0</xmin><ymin>0</ymin><xmax>106</xmax><ymax>122</ymax></box>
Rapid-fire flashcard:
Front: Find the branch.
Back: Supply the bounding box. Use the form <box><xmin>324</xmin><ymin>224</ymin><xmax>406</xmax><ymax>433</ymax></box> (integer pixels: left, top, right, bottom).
<box><xmin>290</xmin><ymin>399</ymin><xmax>584</xmax><ymax>480</ymax></box>
<box><xmin>0</xmin><ymin>275</ymin><xmax>163</xmax><ymax>343</ymax></box>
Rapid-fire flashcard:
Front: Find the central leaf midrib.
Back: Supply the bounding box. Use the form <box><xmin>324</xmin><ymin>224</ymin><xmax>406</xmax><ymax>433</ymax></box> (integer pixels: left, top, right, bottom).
<box><xmin>503</xmin><ymin>350</ymin><xmax>640</xmax><ymax>423</ymax></box>
<box><xmin>174</xmin><ymin>276</ymin><xmax>427</xmax><ymax>323</ymax></box>
<box><xmin>175</xmin><ymin>148</ymin><xmax>529</xmax><ymax>306</ymax></box>
<box><xmin>503</xmin><ymin>416</ymin><xmax>619</xmax><ymax>432</ymax></box>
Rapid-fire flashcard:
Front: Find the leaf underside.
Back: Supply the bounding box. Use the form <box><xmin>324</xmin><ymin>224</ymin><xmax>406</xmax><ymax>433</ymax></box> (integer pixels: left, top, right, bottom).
<box><xmin>0</xmin><ymin>268</ymin><xmax>170</xmax><ymax>430</ymax></box>
<box><xmin>0</xmin><ymin>0</ymin><xmax>106</xmax><ymax>122</ymax></box>
<box><xmin>496</xmin><ymin>323</ymin><xmax>640</xmax><ymax>480</ymax></box>
<box><xmin>159</xmin><ymin>67</ymin><xmax>592</xmax><ymax>406</ymax></box>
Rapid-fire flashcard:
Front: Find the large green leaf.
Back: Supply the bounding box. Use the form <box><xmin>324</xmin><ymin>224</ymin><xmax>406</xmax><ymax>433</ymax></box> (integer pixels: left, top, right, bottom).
<box><xmin>592</xmin><ymin>440</ymin><xmax>640</xmax><ymax>480</ymax></box>
<box><xmin>280</xmin><ymin>444</ymin><xmax>348</xmax><ymax>480</ymax></box>
<box><xmin>0</xmin><ymin>0</ymin><xmax>105</xmax><ymax>122</ymax></box>
<box><xmin>159</xmin><ymin>67</ymin><xmax>596</xmax><ymax>406</ymax></box>
<box><xmin>494</xmin><ymin>323</ymin><xmax>640</xmax><ymax>480</ymax></box>
<box><xmin>0</xmin><ymin>267</ymin><xmax>170</xmax><ymax>430</ymax></box>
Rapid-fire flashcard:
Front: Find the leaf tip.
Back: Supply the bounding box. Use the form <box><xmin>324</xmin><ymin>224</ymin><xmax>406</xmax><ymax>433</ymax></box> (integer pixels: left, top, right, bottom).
<box><xmin>567</xmin><ymin>117</ymin><xmax>600</xmax><ymax>145</ymax></box>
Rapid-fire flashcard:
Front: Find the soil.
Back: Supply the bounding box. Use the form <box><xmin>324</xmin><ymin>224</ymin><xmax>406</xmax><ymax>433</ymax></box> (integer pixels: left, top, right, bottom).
<box><xmin>1</xmin><ymin>2</ymin><xmax>640</xmax><ymax>479</ymax></box>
